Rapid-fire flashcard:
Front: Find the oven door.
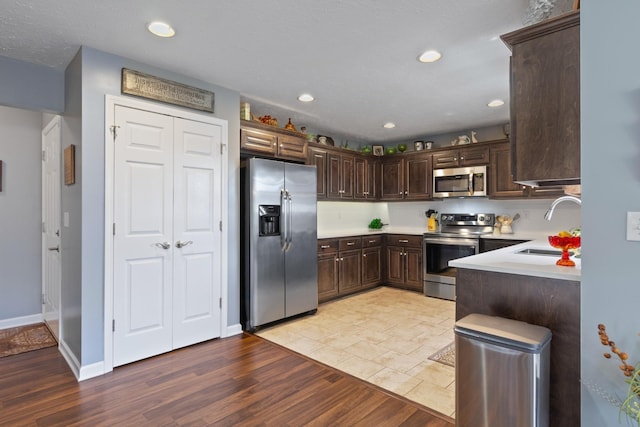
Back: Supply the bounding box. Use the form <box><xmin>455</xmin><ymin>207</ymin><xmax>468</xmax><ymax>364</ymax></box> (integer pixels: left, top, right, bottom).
<box><xmin>423</xmin><ymin>236</ymin><xmax>479</xmax><ymax>299</ymax></box>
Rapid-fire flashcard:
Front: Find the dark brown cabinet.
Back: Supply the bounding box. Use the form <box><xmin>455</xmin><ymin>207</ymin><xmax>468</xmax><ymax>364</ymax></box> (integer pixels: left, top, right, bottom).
<box><xmin>327</xmin><ymin>152</ymin><xmax>355</xmax><ymax>199</ymax></box>
<box><xmin>385</xmin><ymin>234</ymin><xmax>423</xmax><ymax>292</ymax></box>
<box><xmin>489</xmin><ymin>142</ymin><xmax>565</xmax><ymax>199</ymax></box>
<box><xmin>307</xmin><ymin>146</ymin><xmax>328</xmax><ymax>199</ymax></box>
<box><xmin>354</xmin><ymin>157</ymin><xmax>377</xmax><ymax>200</ymax></box>
<box><xmin>361</xmin><ymin>235</ymin><xmax>382</xmax><ymax>287</ymax></box>
<box><xmin>317</xmin><ymin>235</ymin><xmax>384</xmax><ymax>302</ymax></box>
<box><xmin>501</xmin><ymin>11</ymin><xmax>580</xmax><ymax>186</ymax></box>
<box><xmin>380</xmin><ymin>154</ymin><xmax>431</xmax><ymax>201</ymax></box>
<box><xmin>432</xmin><ymin>146</ymin><xmax>489</xmax><ymax>169</ymax></box>
<box><xmin>240</xmin><ymin>120</ymin><xmax>307</xmax><ymax>161</ymax></box>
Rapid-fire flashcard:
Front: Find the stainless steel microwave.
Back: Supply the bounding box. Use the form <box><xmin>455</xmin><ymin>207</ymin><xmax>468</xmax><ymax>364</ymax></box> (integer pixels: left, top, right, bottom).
<box><xmin>433</xmin><ymin>165</ymin><xmax>487</xmax><ymax>198</ymax></box>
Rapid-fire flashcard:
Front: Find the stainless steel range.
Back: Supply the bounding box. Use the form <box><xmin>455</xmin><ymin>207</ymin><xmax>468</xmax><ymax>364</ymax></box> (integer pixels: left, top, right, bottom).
<box><xmin>423</xmin><ymin>213</ymin><xmax>495</xmax><ymax>300</ymax></box>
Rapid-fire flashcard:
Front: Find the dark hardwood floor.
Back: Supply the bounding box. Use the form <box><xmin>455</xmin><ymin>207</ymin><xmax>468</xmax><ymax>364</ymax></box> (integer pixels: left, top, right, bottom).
<box><xmin>0</xmin><ymin>333</ymin><xmax>454</xmax><ymax>426</ymax></box>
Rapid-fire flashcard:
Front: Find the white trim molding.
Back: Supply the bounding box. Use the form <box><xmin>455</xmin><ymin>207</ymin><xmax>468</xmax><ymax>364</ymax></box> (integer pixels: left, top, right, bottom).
<box><xmin>0</xmin><ymin>313</ymin><xmax>43</xmax><ymax>329</ymax></box>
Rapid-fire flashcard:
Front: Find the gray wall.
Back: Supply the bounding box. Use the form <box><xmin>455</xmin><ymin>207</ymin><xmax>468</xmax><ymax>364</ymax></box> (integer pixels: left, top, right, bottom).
<box><xmin>581</xmin><ymin>2</ymin><xmax>640</xmax><ymax>425</ymax></box>
<box><xmin>0</xmin><ymin>56</ymin><xmax>64</xmax><ymax>113</ymax></box>
<box><xmin>0</xmin><ymin>106</ymin><xmax>43</xmax><ymax>320</ymax></box>
<box><xmin>72</xmin><ymin>47</ymin><xmax>240</xmax><ymax>366</ymax></box>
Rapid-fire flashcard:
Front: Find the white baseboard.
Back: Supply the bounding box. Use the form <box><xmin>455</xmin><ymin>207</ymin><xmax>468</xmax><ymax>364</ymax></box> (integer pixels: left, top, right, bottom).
<box><xmin>0</xmin><ymin>313</ymin><xmax>43</xmax><ymax>329</ymax></box>
<box><xmin>224</xmin><ymin>323</ymin><xmax>243</xmax><ymax>337</ymax></box>
<box><xmin>79</xmin><ymin>361</ymin><xmax>105</xmax><ymax>381</ymax></box>
<box><xmin>58</xmin><ymin>339</ymin><xmax>80</xmax><ymax>380</ymax></box>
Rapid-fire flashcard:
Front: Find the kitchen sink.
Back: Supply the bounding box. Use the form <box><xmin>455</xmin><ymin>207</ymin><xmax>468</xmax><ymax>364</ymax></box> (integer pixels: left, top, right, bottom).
<box><xmin>516</xmin><ymin>248</ymin><xmax>563</xmax><ymax>256</ymax></box>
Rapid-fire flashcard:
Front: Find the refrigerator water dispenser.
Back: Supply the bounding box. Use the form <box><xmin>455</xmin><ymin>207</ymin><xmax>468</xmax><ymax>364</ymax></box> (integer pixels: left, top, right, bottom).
<box><xmin>259</xmin><ymin>205</ymin><xmax>280</xmax><ymax>236</ymax></box>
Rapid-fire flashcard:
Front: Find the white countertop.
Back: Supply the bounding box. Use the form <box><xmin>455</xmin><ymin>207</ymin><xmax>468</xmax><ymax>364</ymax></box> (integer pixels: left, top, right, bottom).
<box><xmin>449</xmin><ymin>239</ymin><xmax>581</xmax><ymax>281</ymax></box>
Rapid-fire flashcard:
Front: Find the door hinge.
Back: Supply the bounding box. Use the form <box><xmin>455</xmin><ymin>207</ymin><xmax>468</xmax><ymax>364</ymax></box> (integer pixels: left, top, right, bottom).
<box><xmin>219</xmin><ymin>297</ymin><xmax>222</xmax><ymax>309</ymax></box>
<box><xmin>112</xmin><ymin>319</ymin><xmax>115</xmax><ymax>332</ymax></box>
<box><xmin>113</xmin><ymin>223</ymin><xmax>116</xmax><ymax>236</ymax></box>
<box><xmin>220</xmin><ymin>144</ymin><xmax>226</xmax><ymax>155</ymax></box>
<box><xmin>42</xmin><ymin>150</ymin><xmax>46</xmax><ymax>161</ymax></box>
<box><xmin>219</xmin><ymin>221</ymin><xmax>222</xmax><ymax>231</ymax></box>
<box><xmin>109</xmin><ymin>125</ymin><xmax>120</xmax><ymax>139</ymax></box>
<box><xmin>42</xmin><ymin>293</ymin><xmax>45</xmax><ymax>305</ymax></box>
<box><xmin>42</xmin><ymin>222</ymin><xmax>46</xmax><ymax>233</ymax></box>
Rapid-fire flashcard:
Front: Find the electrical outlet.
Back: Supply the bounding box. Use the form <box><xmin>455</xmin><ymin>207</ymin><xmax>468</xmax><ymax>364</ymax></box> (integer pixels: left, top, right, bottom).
<box><xmin>627</xmin><ymin>212</ymin><xmax>640</xmax><ymax>241</ymax></box>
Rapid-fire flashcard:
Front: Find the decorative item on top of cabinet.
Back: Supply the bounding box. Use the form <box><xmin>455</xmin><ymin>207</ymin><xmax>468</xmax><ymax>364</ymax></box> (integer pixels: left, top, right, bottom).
<box><xmin>240</xmin><ymin>119</ymin><xmax>307</xmax><ymax>161</ymax></box>
<box><xmin>501</xmin><ymin>11</ymin><xmax>580</xmax><ymax>187</ymax></box>
<box><xmin>385</xmin><ymin>234</ymin><xmax>423</xmax><ymax>292</ymax></box>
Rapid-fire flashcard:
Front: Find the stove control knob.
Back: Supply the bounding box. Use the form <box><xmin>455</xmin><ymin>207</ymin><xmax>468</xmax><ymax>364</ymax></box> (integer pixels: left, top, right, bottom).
<box><xmin>478</xmin><ymin>215</ymin><xmax>485</xmax><ymax>221</ymax></box>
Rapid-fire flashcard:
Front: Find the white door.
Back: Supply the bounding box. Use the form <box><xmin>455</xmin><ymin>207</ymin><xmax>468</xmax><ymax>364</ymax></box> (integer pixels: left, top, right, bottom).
<box><xmin>112</xmin><ymin>106</ymin><xmax>222</xmax><ymax>366</ymax></box>
<box><xmin>172</xmin><ymin>118</ymin><xmax>222</xmax><ymax>348</ymax></box>
<box><xmin>113</xmin><ymin>106</ymin><xmax>174</xmax><ymax>366</ymax></box>
<box><xmin>42</xmin><ymin>116</ymin><xmax>61</xmax><ymax>341</ymax></box>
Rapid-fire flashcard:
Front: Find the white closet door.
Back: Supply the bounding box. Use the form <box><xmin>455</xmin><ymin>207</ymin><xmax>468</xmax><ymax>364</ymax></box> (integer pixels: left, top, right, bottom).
<box><xmin>172</xmin><ymin>118</ymin><xmax>222</xmax><ymax>348</ymax></box>
<box><xmin>113</xmin><ymin>106</ymin><xmax>174</xmax><ymax>366</ymax></box>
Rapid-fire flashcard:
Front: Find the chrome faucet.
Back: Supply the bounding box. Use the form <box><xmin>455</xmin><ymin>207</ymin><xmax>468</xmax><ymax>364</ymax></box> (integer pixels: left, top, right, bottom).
<box><xmin>544</xmin><ymin>195</ymin><xmax>582</xmax><ymax>221</ymax></box>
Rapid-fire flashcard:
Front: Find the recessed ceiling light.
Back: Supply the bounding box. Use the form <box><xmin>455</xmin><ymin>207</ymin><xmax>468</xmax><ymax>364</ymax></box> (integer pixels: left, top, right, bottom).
<box><xmin>418</xmin><ymin>50</ymin><xmax>442</xmax><ymax>63</ymax></box>
<box><xmin>487</xmin><ymin>99</ymin><xmax>505</xmax><ymax>107</ymax></box>
<box><xmin>298</xmin><ymin>94</ymin><xmax>314</xmax><ymax>102</ymax></box>
<box><xmin>147</xmin><ymin>21</ymin><xmax>176</xmax><ymax>38</ymax></box>
<box><xmin>383</xmin><ymin>122</ymin><xmax>396</xmax><ymax>129</ymax></box>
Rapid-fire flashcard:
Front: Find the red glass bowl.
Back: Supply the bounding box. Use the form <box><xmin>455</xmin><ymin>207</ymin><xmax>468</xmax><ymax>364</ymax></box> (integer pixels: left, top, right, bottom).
<box><xmin>548</xmin><ymin>235</ymin><xmax>581</xmax><ymax>267</ymax></box>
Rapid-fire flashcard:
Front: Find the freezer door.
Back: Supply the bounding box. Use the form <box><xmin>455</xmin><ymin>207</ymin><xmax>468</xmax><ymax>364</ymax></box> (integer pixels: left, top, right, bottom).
<box><xmin>284</xmin><ymin>163</ymin><xmax>318</xmax><ymax>317</ymax></box>
<box><xmin>247</xmin><ymin>158</ymin><xmax>285</xmax><ymax>327</ymax></box>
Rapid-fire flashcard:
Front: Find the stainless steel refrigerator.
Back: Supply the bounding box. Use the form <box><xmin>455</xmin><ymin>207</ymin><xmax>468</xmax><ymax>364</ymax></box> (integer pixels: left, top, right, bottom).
<box><xmin>242</xmin><ymin>158</ymin><xmax>318</xmax><ymax>331</ymax></box>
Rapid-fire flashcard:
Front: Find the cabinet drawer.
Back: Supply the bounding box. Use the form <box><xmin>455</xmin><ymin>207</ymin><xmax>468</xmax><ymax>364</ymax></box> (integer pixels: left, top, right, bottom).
<box><xmin>339</xmin><ymin>237</ymin><xmax>362</xmax><ymax>251</ymax></box>
<box><xmin>459</xmin><ymin>146</ymin><xmax>489</xmax><ymax>166</ymax></box>
<box><xmin>362</xmin><ymin>235</ymin><xmax>382</xmax><ymax>247</ymax></box>
<box><xmin>318</xmin><ymin>239</ymin><xmax>339</xmax><ymax>253</ymax></box>
<box><xmin>386</xmin><ymin>234</ymin><xmax>422</xmax><ymax>248</ymax></box>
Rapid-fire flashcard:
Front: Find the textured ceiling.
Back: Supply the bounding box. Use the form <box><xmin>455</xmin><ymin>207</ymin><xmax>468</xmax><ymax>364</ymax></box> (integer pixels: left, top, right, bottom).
<box><xmin>0</xmin><ymin>0</ymin><xmax>574</xmax><ymax>143</ymax></box>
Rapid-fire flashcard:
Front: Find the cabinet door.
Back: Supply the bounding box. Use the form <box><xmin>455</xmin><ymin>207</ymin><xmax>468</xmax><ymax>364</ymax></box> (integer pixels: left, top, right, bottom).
<box><xmin>404</xmin><ymin>247</ymin><xmax>423</xmax><ymax>291</ymax></box>
<box><xmin>366</xmin><ymin>159</ymin><xmax>378</xmax><ymax>199</ymax></box>
<box><xmin>459</xmin><ymin>146</ymin><xmax>489</xmax><ymax>166</ymax></box>
<box><xmin>277</xmin><ymin>135</ymin><xmax>307</xmax><ymax>160</ymax></box>
<box><xmin>386</xmin><ymin>246</ymin><xmax>404</xmax><ymax>284</ymax></box>
<box><xmin>318</xmin><ymin>252</ymin><xmax>339</xmax><ymax>302</ymax></box>
<box><xmin>308</xmin><ymin>147</ymin><xmax>327</xmax><ymax>199</ymax></box>
<box><xmin>432</xmin><ymin>150</ymin><xmax>459</xmax><ymax>168</ymax></box>
<box><xmin>327</xmin><ymin>152</ymin><xmax>343</xmax><ymax>199</ymax></box>
<box><xmin>240</xmin><ymin>128</ymin><xmax>277</xmax><ymax>155</ymax></box>
<box><xmin>405</xmin><ymin>155</ymin><xmax>431</xmax><ymax>200</ymax></box>
<box><xmin>341</xmin><ymin>154</ymin><xmax>354</xmax><ymax>198</ymax></box>
<box><xmin>506</xmin><ymin>13</ymin><xmax>580</xmax><ymax>185</ymax></box>
<box><xmin>338</xmin><ymin>249</ymin><xmax>361</xmax><ymax>294</ymax></box>
<box><xmin>380</xmin><ymin>158</ymin><xmax>404</xmax><ymax>200</ymax></box>
<box><xmin>362</xmin><ymin>246</ymin><xmax>382</xmax><ymax>286</ymax></box>
<box><xmin>489</xmin><ymin>143</ymin><xmax>527</xmax><ymax>198</ymax></box>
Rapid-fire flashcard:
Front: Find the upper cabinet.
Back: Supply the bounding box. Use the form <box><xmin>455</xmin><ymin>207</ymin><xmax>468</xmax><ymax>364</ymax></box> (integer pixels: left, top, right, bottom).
<box><xmin>380</xmin><ymin>153</ymin><xmax>431</xmax><ymax>201</ymax></box>
<box><xmin>432</xmin><ymin>146</ymin><xmax>489</xmax><ymax>169</ymax></box>
<box><xmin>501</xmin><ymin>11</ymin><xmax>580</xmax><ymax>187</ymax></box>
<box><xmin>240</xmin><ymin>120</ymin><xmax>307</xmax><ymax>162</ymax></box>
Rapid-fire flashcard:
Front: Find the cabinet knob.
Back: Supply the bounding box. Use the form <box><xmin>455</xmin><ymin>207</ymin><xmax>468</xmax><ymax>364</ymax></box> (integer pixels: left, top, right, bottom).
<box><xmin>399</xmin><ymin>239</ymin><xmax>409</xmax><ymax>243</ymax></box>
<box><xmin>347</xmin><ymin>242</ymin><xmax>355</xmax><ymax>246</ymax></box>
<box><xmin>340</xmin><ymin>257</ymin><xmax>344</xmax><ymax>261</ymax></box>
<box><xmin>363</xmin><ymin>254</ymin><xmax>367</xmax><ymax>257</ymax></box>
<box><xmin>335</xmin><ymin>258</ymin><xmax>339</xmax><ymax>262</ymax></box>
<box><xmin>399</xmin><ymin>192</ymin><xmax>403</xmax><ymax>195</ymax></box>
<box><xmin>368</xmin><ymin>240</ymin><xmax>377</xmax><ymax>243</ymax></box>
<box><xmin>320</xmin><ymin>244</ymin><xmax>331</xmax><ymax>249</ymax></box>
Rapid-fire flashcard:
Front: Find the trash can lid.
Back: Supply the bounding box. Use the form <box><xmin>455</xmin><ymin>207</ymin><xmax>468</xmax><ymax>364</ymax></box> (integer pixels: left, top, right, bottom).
<box><xmin>455</xmin><ymin>313</ymin><xmax>551</xmax><ymax>351</ymax></box>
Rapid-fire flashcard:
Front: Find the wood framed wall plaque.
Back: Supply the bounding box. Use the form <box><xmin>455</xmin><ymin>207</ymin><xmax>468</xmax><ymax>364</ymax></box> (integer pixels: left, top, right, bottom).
<box><xmin>121</xmin><ymin>68</ymin><xmax>215</xmax><ymax>113</ymax></box>
<box><xmin>64</xmin><ymin>145</ymin><xmax>75</xmax><ymax>185</ymax></box>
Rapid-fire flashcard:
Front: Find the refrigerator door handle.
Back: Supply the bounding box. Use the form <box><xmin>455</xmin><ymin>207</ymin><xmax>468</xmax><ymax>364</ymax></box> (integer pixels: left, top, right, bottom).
<box><xmin>280</xmin><ymin>189</ymin><xmax>287</xmax><ymax>251</ymax></box>
<box><xmin>285</xmin><ymin>190</ymin><xmax>293</xmax><ymax>251</ymax></box>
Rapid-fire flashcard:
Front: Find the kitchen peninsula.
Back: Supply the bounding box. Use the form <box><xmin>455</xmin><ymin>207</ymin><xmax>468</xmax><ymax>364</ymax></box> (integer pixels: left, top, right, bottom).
<box><xmin>451</xmin><ymin>241</ymin><xmax>580</xmax><ymax>427</ymax></box>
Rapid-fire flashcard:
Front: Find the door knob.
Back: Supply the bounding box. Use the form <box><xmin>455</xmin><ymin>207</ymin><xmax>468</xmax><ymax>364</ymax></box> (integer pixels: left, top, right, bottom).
<box><xmin>175</xmin><ymin>240</ymin><xmax>193</xmax><ymax>248</ymax></box>
<box><xmin>154</xmin><ymin>242</ymin><xmax>171</xmax><ymax>249</ymax></box>
<box><xmin>48</xmin><ymin>246</ymin><xmax>60</xmax><ymax>252</ymax></box>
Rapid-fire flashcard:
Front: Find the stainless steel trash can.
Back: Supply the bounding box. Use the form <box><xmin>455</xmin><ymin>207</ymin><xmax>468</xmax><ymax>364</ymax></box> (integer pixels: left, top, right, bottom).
<box><xmin>454</xmin><ymin>313</ymin><xmax>551</xmax><ymax>427</ymax></box>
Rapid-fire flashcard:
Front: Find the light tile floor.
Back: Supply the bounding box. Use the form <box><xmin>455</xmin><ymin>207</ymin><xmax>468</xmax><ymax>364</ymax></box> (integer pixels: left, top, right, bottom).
<box><xmin>256</xmin><ymin>286</ymin><xmax>457</xmax><ymax>418</ymax></box>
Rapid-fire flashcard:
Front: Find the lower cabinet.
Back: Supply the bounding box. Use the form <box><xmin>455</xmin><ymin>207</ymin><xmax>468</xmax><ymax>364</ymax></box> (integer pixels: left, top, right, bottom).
<box><xmin>317</xmin><ymin>235</ymin><xmax>383</xmax><ymax>303</ymax></box>
<box><xmin>385</xmin><ymin>234</ymin><xmax>423</xmax><ymax>292</ymax></box>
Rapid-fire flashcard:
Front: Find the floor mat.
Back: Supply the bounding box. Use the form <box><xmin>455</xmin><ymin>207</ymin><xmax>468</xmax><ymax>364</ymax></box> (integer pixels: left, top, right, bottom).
<box><xmin>0</xmin><ymin>323</ymin><xmax>57</xmax><ymax>358</ymax></box>
<box><xmin>428</xmin><ymin>342</ymin><xmax>455</xmax><ymax>367</ymax></box>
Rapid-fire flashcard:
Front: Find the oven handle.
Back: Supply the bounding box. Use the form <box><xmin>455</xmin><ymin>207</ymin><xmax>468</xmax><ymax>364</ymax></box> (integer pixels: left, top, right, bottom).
<box><xmin>423</xmin><ymin>236</ymin><xmax>480</xmax><ymax>246</ymax></box>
